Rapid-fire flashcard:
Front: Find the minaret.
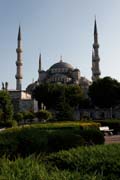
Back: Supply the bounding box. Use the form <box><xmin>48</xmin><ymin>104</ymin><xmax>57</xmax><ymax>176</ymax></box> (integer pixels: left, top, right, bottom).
<box><xmin>92</xmin><ymin>19</ymin><xmax>101</xmax><ymax>81</ymax></box>
<box><xmin>38</xmin><ymin>53</ymin><xmax>41</xmax><ymax>81</ymax></box>
<box><xmin>15</xmin><ymin>26</ymin><xmax>23</xmax><ymax>90</ymax></box>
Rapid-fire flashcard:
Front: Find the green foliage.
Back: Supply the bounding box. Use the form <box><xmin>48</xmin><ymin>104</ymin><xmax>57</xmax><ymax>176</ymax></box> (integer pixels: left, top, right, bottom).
<box><xmin>22</xmin><ymin>111</ymin><xmax>35</xmax><ymax>123</ymax></box>
<box><xmin>4</xmin><ymin>120</ymin><xmax>18</xmax><ymax>128</ymax></box>
<box><xmin>46</xmin><ymin>144</ymin><xmax>120</xmax><ymax>179</ymax></box>
<box><xmin>88</xmin><ymin>77</ymin><xmax>120</xmax><ymax>108</ymax></box>
<box><xmin>14</xmin><ymin>111</ymin><xmax>35</xmax><ymax>124</ymax></box>
<box><xmin>36</xmin><ymin>109</ymin><xmax>52</xmax><ymax>121</ymax></box>
<box><xmin>0</xmin><ymin>122</ymin><xmax>104</xmax><ymax>158</ymax></box>
<box><xmin>0</xmin><ymin>90</ymin><xmax>13</xmax><ymax>122</ymax></box>
<box><xmin>33</xmin><ymin>83</ymin><xmax>84</xmax><ymax>120</ymax></box>
<box><xmin>14</xmin><ymin>112</ymin><xmax>24</xmax><ymax>123</ymax></box>
<box><xmin>0</xmin><ymin>144</ymin><xmax>120</xmax><ymax>179</ymax></box>
<box><xmin>55</xmin><ymin>99</ymin><xmax>74</xmax><ymax>121</ymax></box>
<box><xmin>65</xmin><ymin>84</ymin><xmax>83</xmax><ymax>107</ymax></box>
<box><xmin>32</xmin><ymin>83</ymin><xmax>84</xmax><ymax>109</ymax></box>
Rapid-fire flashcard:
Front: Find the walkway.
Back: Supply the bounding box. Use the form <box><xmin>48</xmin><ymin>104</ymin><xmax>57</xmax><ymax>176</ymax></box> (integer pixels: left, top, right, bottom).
<box><xmin>105</xmin><ymin>135</ymin><xmax>120</xmax><ymax>144</ymax></box>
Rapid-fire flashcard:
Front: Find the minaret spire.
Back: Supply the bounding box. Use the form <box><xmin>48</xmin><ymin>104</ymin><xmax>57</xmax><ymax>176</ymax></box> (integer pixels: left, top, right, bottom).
<box><xmin>92</xmin><ymin>18</ymin><xmax>101</xmax><ymax>81</ymax></box>
<box><xmin>18</xmin><ymin>25</ymin><xmax>21</xmax><ymax>40</ymax></box>
<box><xmin>15</xmin><ymin>26</ymin><xmax>23</xmax><ymax>90</ymax></box>
<box><xmin>38</xmin><ymin>53</ymin><xmax>41</xmax><ymax>72</ymax></box>
<box><xmin>94</xmin><ymin>18</ymin><xmax>97</xmax><ymax>35</ymax></box>
<box><xmin>38</xmin><ymin>53</ymin><xmax>42</xmax><ymax>82</ymax></box>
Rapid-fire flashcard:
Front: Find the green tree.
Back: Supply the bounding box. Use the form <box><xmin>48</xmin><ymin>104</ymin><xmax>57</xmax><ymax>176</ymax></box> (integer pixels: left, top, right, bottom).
<box><xmin>36</xmin><ymin>109</ymin><xmax>52</xmax><ymax>121</ymax></box>
<box><xmin>88</xmin><ymin>77</ymin><xmax>120</xmax><ymax>108</ymax></box>
<box><xmin>33</xmin><ymin>83</ymin><xmax>84</xmax><ymax>120</ymax></box>
<box><xmin>65</xmin><ymin>85</ymin><xmax>83</xmax><ymax>107</ymax></box>
<box><xmin>56</xmin><ymin>101</ymin><xmax>74</xmax><ymax>121</ymax></box>
<box><xmin>0</xmin><ymin>90</ymin><xmax>13</xmax><ymax>122</ymax></box>
<box><xmin>33</xmin><ymin>83</ymin><xmax>84</xmax><ymax>109</ymax></box>
<box><xmin>23</xmin><ymin>111</ymin><xmax>35</xmax><ymax>124</ymax></box>
<box><xmin>14</xmin><ymin>112</ymin><xmax>24</xmax><ymax>124</ymax></box>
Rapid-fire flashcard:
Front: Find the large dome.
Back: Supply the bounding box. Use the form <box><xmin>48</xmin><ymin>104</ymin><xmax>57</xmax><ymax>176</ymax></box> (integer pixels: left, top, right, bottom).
<box><xmin>50</xmin><ymin>61</ymin><xmax>74</xmax><ymax>70</ymax></box>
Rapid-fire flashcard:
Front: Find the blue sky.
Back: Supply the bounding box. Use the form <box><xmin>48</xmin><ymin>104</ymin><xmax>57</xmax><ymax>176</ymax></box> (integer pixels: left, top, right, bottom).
<box><xmin>0</xmin><ymin>0</ymin><xmax>120</xmax><ymax>89</ymax></box>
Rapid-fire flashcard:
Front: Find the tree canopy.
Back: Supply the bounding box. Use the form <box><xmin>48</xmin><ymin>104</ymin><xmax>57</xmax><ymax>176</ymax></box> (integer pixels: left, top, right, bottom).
<box><xmin>0</xmin><ymin>90</ymin><xmax>13</xmax><ymax>122</ymax></box>
<box><xmin>88</xmin><ymin>77</ymin><xmax>120</xmax><ymax>108</ymax></box>
<box><xmin>32</xmin><ymin>83</ymin><xmax>84</xmax><ymax>120</ymax></box>
<box><xmin>32</xmin><ymin>83</ymin><xmax>84</xmax><ymax>109</ymax></box>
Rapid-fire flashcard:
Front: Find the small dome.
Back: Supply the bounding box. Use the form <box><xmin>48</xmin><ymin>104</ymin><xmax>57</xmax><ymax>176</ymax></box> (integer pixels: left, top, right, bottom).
<box><xmin>73</xmin><ymin>68</ymin><xmax>80</xmax><ymax>72</ymax></box>
<box><xmin>26</xmin><ymin>81</ymin><xmax>38</xmax><ymax>94</ymax></box>
<box><xmin>50</xmin><ymin>61</ymin><xmax>73</xmax><ymax>70</ymax></box>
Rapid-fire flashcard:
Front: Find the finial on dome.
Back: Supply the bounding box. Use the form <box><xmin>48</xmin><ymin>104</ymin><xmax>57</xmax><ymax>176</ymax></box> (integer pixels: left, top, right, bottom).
<box><xmin>60</xmin><ymin>55</ymin><xmax>63</xmax><ymax>62</ymax></box>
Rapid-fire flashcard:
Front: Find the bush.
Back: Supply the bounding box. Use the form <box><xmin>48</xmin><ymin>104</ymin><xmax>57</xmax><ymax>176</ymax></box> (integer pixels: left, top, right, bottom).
<box><xmin>36</xmin><ymin>110</ymin><xmax>52</xmax><ymax>121</ymax></box>
<box><xmin>0</xmin><ymin>120</ymin><xmax>18</xmax><ymax>128</ymax></box>
<box><xmin>14</xmin><ymin>112</ymin><xmax>24</xmax><ymax>124</ymax></box>
<box><xmin>46</xmin><ymin>144</ymin><xmax>120</xmax><ymax>179</ymax></box>
<box><xmin>0</xmin><ymin>123</ymin><xmax>104</xmax><ymax>158</ymax></box>
<box><xmin>4</xmin><ymin>120</ymin><xmax>18</xmax><ymax>128</ymax></box>
<box><xmin>23</xmin><ymin>111</ymin><xmax>35</xmax><ymax>123</ymax></box>
<box><xmin>0</xmin><ymin>144</ymin><xmax>120</xmax><ymax>179</ymax></box>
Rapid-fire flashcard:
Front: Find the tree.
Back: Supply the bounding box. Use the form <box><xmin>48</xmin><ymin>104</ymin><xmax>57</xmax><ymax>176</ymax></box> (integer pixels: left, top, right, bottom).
<box><xmin>14</xmin><ymin>112</ymin><xmax>24</xmax><ymax>124</ymax></box>
<box><xmin>33</xmin><ymin>83</ymin><xmax>84</xmax><ymax>120</ymax></box>
<box><xmin>23</xmin><ymin>111</ymin><xmax>35</xmax><ymax>123</ymax></box>
<box><xmin>33</xmin><ymin>83</ymin><xmax>84</xmax><ymax>109</ymax></box>
<box><xmin>36</xmin><ymin>109</ymin><xmax>52</xmax><ymax>121</ymax></box>
<box><xmin>88</xmin><ymin>77</ymin><xmax>120</xmax><ymax>108</ymax></box>
<box><xmin>55</xmin><ymin>101</ymin><xmax>74</xmax><ymax>121</ymax></box>
<box><xmin>0</xmin><ymin>90</ymin><xmax>13</xmax><ymax>122</ymax></box>
<box><xmin>65</xmin><ymin>85</ymin><xmax>83</xmax><ymax>107</ymax></box>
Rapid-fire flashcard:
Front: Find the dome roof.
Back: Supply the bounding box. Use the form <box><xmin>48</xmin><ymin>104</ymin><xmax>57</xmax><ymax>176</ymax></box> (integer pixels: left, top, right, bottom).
<box><xmin>50</xmin><ymin>61</ymin><xmax>73</xmax><ymax>70</ymax></box>
<box><xmin>26</xmin><ymin>81</ymin><xmax>38</xmax><ymax>94</ymax></box>
<box><xmin>73</xmin><ymin>68</ymin><xmax>80</xmax><ymax>72</ymax></box>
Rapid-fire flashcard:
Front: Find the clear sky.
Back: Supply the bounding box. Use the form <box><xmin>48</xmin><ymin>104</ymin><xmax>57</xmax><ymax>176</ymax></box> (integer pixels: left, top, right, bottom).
<box><xmin>0</xmin><ymin>0</ymin><xmax>120</xmax><ymax>90</ymax></box>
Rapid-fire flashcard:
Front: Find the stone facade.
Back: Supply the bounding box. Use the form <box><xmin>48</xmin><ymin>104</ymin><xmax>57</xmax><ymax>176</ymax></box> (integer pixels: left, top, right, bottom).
<box><xmin>9</xmin><ymin>90</ymin><xmax>36</xmax><ymax>113</ymax></box>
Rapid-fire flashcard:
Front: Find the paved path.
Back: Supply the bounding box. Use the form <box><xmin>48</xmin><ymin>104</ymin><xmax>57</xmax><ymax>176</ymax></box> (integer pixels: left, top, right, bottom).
<box><xmin>105</xmin><ymin>135</ymin><xmax>120</xmax><ymax>144</ymax></box>
<box><xmin>0</xmin><ymin>128</ymin><xmax>5</xmax><ymax>132</ymax></box>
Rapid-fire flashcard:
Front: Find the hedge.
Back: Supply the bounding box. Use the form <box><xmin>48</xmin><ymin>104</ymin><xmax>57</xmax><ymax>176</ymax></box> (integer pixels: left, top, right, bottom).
<box><xmin>0</xmin><ymin>123</ymin><xmax>104</xmax><ymax>158</ymax></box>
<box><xmin>0</xmin><ymin>144</ymin><xmax>120</xmax><ymax>179</ymax></box>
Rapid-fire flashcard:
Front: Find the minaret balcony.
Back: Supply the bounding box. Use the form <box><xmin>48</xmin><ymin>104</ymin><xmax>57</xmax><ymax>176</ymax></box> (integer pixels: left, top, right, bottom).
<box><xmin>93</xmin><ymin>44</ymin><xmax>99</xmax><ymax>48</ymax></box>
<box><xmin>15</xmin><ymin>74</ymin><xmax>23</xmax><ymax>79</ymax></box>
<box><xmin>16</xmin><ymin>48</ymin><xmax>22</xmax><ymax>53</ymax></box>
<box><xmin>16</xmin><ymin>61</ymin><xmax>23</xmax><ymax>66</ymax></box>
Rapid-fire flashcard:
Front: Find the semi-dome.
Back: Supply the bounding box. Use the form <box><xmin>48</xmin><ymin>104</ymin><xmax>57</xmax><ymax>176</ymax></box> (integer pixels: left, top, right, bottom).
<box><xmin>26</xmin><ymin>81</ymin><xmax>38</xmax><ymax>94</ymax></box>
<box><xmin>73</xmin><ymin>68</ymin><xmax>80</xmax><ymax>72</ymax></box>
<box><xmin>50</xmin><ymin>61</ymin><xmax>74</xmax><ymax>70</ymax></box>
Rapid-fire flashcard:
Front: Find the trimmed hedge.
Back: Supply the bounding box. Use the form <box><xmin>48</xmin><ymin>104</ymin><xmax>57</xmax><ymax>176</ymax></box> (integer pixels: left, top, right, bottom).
<box><xmin>0</xmin><ymin>123</ymin><xmax>104</xmax><ymax>158</ymax></box>
<box><xmin>0</xmin><ymin>120</ymin><xmax>17</xmax><ymax>128</ymax></box>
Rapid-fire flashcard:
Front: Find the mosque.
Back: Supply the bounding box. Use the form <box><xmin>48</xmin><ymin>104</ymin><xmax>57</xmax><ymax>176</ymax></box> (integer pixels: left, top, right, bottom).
<box><xmin>4</xmin><ymin>19</ymin><xmax>101</xmax><ymax>113</ymax></box>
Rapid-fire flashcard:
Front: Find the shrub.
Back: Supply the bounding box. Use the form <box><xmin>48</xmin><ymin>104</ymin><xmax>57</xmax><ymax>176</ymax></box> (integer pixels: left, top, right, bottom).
<box><xmin>46</xmin><ymin>144</ymin><xmax>120</xmax><ymax>179</ymax></box>
<box><xmin>0</xmin><ymin>144</ymin><xmax>120</xmax><ymax>179</ymax></box>
<box><xmin>80</xmin><ymin>127</ymin><xmax>104</xmax><ymax>145</ymax></box>
<box><xmin>4</xmin><ymin>120</ymin><xmax>18</xmax><ymax>128</ymax></box>
<box><xmin>0</xmin><ymin>123</ymin><xmax>104</xmax><ymax>158</ymax></box>
<box><xmin>14</xmin><ymin>112</ymin><xmax>24</xmax><ymax>124</ymax></box>
<box><xmin>22</xmin><ymin>111</ymin><xmax>35</xmax><ymax>124</ymax></box>
<box><xmin>36</xmin><ymin>110</ymin><xmax>52</xmax><ymax>121</ymax></box>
